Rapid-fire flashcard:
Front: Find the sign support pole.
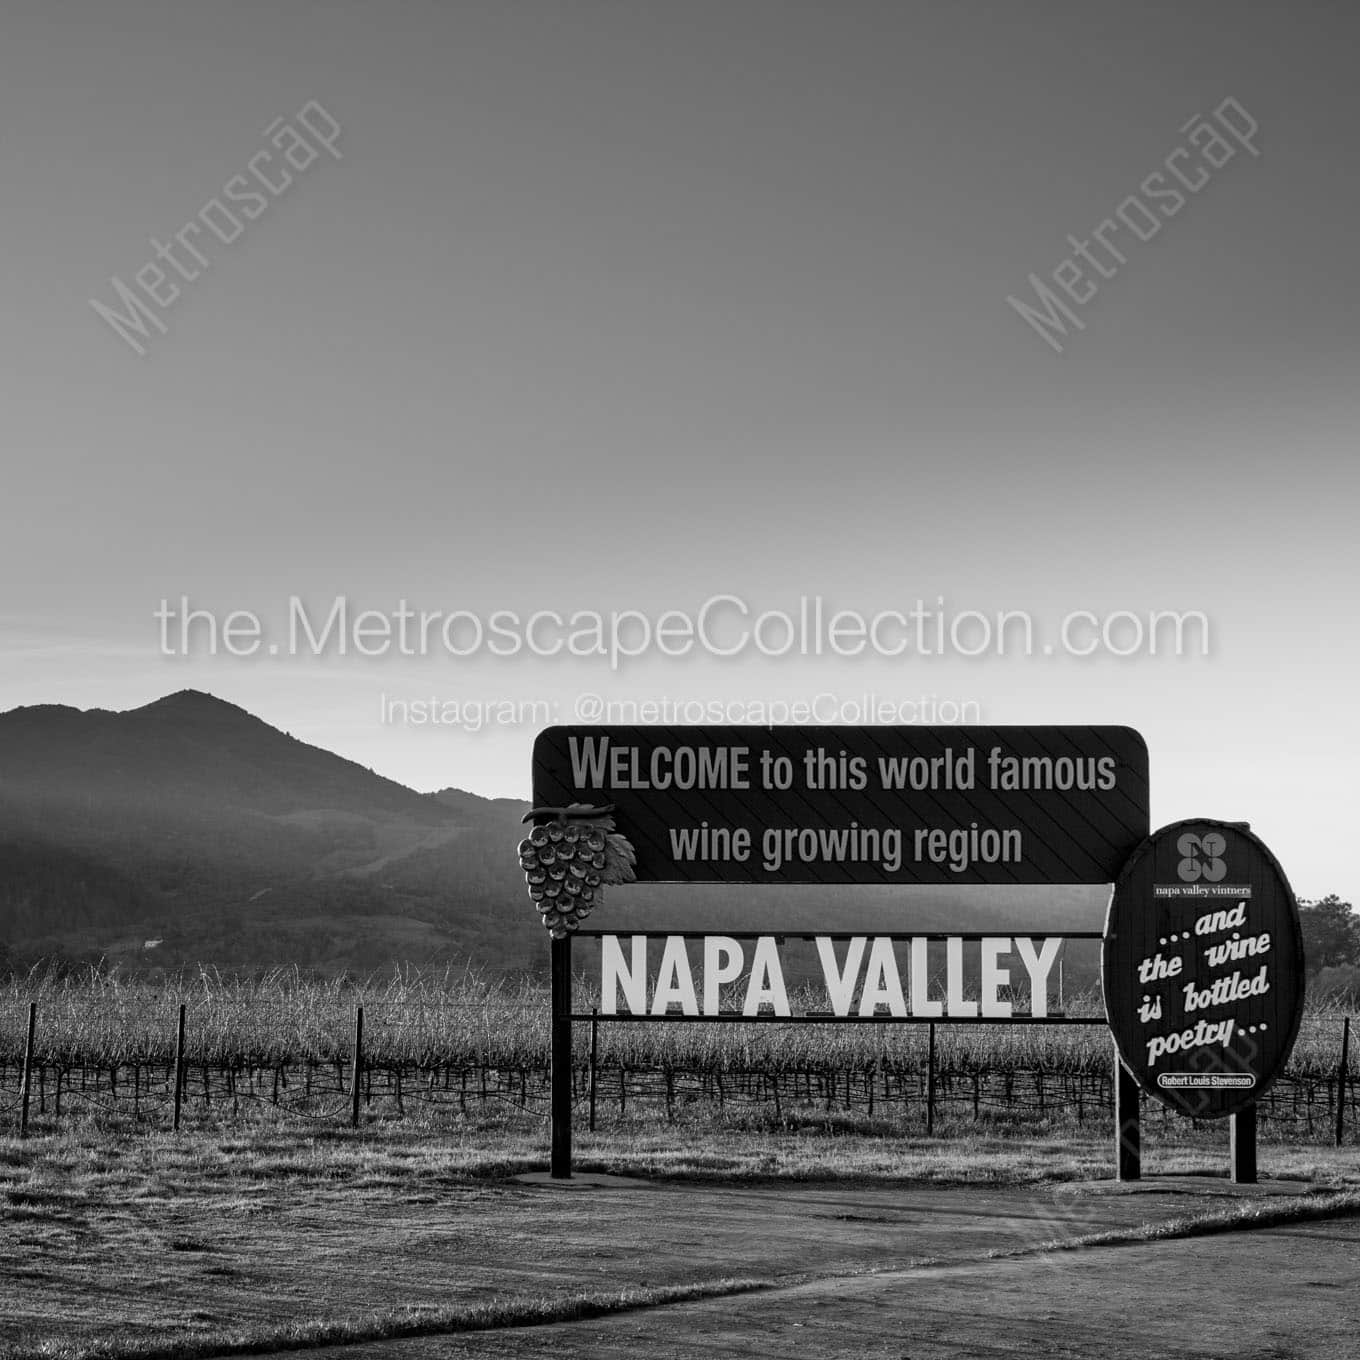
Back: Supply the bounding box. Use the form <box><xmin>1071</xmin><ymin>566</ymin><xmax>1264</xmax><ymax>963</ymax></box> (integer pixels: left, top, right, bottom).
<box><xmin>1230</xmin><ymin>1103</ymin><xmax>1257</xmax><ymax>1184</ymax></box>
<box><xmin>550</xmin><ymin>933</ymin><xmax>573</xmax><ymax>1179</ymax></box>
<box><xmin>1115</xmin><ymin>1050</ymin><xmax>1141</xmax><ymax>1181</ymax></box>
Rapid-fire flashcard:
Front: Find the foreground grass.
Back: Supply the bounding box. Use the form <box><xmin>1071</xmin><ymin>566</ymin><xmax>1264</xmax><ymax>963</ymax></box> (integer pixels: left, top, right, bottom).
<box><xmin>3</xmin><ymin>1278</ymin><xmax>774</xmax><ymax>1360</ymax></box>
<box><xmin>6</xmin><ymin>1113</ymin><xmax>1360</xmax><ymax>1190</ymax></box>
<box><xmin>3</xmin><ymin>1118</ymin><xmax>1358</xmax><ymax>1360</ymax></box>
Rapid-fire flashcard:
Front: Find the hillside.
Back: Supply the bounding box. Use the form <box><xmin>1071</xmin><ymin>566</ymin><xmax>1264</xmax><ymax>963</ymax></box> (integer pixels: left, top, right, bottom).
<box><xmin>0</xmin><ymin>691</ymin><xmax>537</xmax><ymax>975</ymax></box>
<box><xmin>0</xmin><ymin>691</ymin><xmax>1110</xmax><ymax>984</ymax></box>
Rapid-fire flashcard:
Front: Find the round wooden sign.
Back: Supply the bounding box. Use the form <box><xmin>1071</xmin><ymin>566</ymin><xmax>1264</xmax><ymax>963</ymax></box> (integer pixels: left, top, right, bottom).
<box><xmin>1102</xmin><ymin>819</ymin><xmax>1305</xmax><ymax>1119</ymax></box>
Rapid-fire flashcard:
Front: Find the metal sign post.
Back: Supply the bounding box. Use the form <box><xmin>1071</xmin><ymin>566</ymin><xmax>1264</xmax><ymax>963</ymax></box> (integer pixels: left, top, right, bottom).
<box><xmin>550</xmin><ymin>933</ymin><xmax>573</xmax><ymax>1178</ymax></box>
<box><xmin>1231</xmin><ymin>1103</ymin><xmax>1258</xmax><ymax>1184</ymax></box>
<box><xmin>1115</xmin><ymin>1051</ymin><xmax>1142</xmax><ymax>1181</ymax></box>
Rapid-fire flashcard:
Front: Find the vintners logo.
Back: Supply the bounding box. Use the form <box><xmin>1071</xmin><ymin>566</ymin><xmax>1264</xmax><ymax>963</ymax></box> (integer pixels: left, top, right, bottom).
<box><xmin>1177</xmin><ymin>831</ymin><xmax>1228</xmax><ymax>883</ymax></box>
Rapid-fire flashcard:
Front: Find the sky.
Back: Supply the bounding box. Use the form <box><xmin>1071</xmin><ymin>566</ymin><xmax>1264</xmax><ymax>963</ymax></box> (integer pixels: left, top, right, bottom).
<box><xmin>1</xmin><ymin>0</ymin><xmax>1357</xmax><ymax>903</ymax></box>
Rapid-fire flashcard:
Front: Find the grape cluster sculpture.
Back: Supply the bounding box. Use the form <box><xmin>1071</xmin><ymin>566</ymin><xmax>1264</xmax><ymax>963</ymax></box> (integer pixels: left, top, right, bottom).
<box><xmin>518</xmin><ymin>803</ymin><xmax>636</xmax><ymax>938</ymax></box>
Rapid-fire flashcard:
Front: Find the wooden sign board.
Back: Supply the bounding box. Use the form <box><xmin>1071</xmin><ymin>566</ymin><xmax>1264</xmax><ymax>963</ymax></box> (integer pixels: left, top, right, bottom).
<box><xmin>1102</xmin><ymin>819</ymin><xmax>1305</xmax><ymax>1118</ymax></box>
<box><xmin>531</xmin><ymin>726</ymin><xmax>1149</xmax><ymax>886</ymax></box>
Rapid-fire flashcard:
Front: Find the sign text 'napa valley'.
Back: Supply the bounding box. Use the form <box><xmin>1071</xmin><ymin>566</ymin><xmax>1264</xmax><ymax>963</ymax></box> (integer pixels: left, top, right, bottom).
<box><xmin>598</xmin><ymin>934</ymin><xmax>1066</xmax><ymax>1018</ymax></box>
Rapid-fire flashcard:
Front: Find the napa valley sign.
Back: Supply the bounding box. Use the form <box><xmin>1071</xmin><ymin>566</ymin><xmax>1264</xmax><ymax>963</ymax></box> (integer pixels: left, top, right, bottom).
<box><xmin>530</xmin><ymin>725</ymin><xmax>1150</xmax><ymax>885</ymax></box>
<box><xmin>1102</xmin><ymin>819</ymin><xmax>1306</xmax><ymax>1119</ymax></box>
<box><xmin>525</xmin><ymin>726</ymin><xmax>1307</xmax><ymax>1180</ymax></box>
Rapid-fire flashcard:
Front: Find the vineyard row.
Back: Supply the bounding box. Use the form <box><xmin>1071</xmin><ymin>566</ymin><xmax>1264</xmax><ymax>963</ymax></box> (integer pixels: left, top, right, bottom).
<box><xmin>4</xmin><ymin>1041</ymin><xmax>1356</xmax><ymax>1143</ymax></box>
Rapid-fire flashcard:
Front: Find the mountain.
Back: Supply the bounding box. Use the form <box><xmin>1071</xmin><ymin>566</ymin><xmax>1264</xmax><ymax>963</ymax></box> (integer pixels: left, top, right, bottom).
<box><xmin>0</xmin><ymin>691</ymin><xmax>1111</xmax><ymax>986</ymax></box>
<box><xmin>1</xmin><ymin>690</ymin><xmax>436</xmax><ymax>814</ymax></box>
<box><xmin>0</xmin><ymin>691</ymin><xmax>537</xmax><ymax>975</ymax></box>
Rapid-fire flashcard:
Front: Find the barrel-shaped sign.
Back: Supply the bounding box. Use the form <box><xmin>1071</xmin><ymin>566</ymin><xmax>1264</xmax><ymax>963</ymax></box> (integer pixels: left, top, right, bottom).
<box><xmin>1102</xmin><ymin>819</ymin><xmax>1305</xmax><ymax>1119</ymax></box>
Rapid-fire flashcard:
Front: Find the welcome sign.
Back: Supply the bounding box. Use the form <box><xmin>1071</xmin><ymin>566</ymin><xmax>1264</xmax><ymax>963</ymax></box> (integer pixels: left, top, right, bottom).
<box><xmin>531</xmin><ymin>726</ymin><xmax>1150</xmax><ymax>885</ymax></box>
<box><xmin>529</xmin><ymin>728</ymin><xmax>1306</xmax><ymax>1180</ymax></box>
